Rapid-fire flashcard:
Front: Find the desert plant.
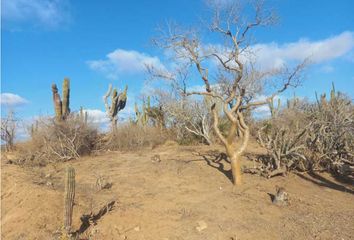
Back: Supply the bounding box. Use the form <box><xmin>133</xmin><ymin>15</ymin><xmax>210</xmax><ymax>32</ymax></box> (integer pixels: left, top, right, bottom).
<box><xmin>268</xmin><ymin>97</ymin><xmax>281</xmax><ymax>118</ymax></box>
<box><xmin>150</xmin><ymin>0</ymin><xmax>307</xmax><ymax>185</ymax></box>
<box><xmin>52</xmin><ymin>78</ymin><xmax>70</xmax><ymax>121</ymax></box>
<box><xmin>78</xmin><ymin>107</ymin><xmax>88</xmax><ymax>126</ymax></box>
<box><xmin>257</xmin><ymin>118</ymin><xmax>308</xmax><ymax>177</ymax></box>
<box><xmin>307</xmin><ymin>85</ymin><xmax>354</xmax><ymax>174</ymax></box>
<box><xmin>134</xmin><ymin>96</ymin><xmax>150</xmax><ymax>126</ymax></box>
<box><xmin>18</xmin><ymin>115</ymin><xmax>98</xmax><ymax>166</ymax></box>
<box><xmin>255</xmin><ymin>84</ymin><xmax>353</xmax><ymax>178</ymax></box>
<box><xmin>64</xmin><ymin>167</ymin><xmax>75</xmax><ymax>235</ymax></box>
<box><xmin>163</xmin><ymin>96</ymin><xmax>215</xmax><ymax>145</ymax></box>
<box><xmin>1</xmin><ymin>110</ymin><xmax>17</xmax><ymax>151</ymax></box>
<box><xmin>103</xmin><ymin>84</ymin><xmax>128</xmax><ymax>130</ymax></box>
<box><xmin>102</xmin><ymin>123</ymin><xmax>171</xmax><ymax>151</ymax></box>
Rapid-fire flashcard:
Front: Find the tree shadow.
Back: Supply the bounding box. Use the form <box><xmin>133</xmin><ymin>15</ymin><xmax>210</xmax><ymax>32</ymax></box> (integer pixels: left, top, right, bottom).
<box><xmin>198</xmin><ymin>151</ymin><xmax>233</xmax><ymax>183</ymax></box>
<box><xmin>73</xmin><ymin>200</ymin><xmax>116</xmax><ymax>236</ymax></box>
<box><xmin>295</xmin><ymin>172</ymin><xmax>354</xmax><ymax>195</ymax></box>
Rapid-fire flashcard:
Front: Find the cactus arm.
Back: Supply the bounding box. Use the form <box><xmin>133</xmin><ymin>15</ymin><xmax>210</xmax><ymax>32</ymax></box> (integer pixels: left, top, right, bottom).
<box><xmin>103</xmin><ymin>84</ymin><xmax>114</xmax><ymax>120</ymax></box>
<box><xmin>62</xmin><ymin>78</ymin><xmax>70</xmax><ymax>118</ymax></box>
<box><xmin>52</xmin><ymin>84</ymin><xmax>63</xmax><ymax>121</ymax></box>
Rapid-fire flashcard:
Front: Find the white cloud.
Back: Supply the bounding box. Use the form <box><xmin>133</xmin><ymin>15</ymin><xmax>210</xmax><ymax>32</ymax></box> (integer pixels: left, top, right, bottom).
<box><xmin>83</xmin><ymin>109</ymin><xmax>110</xmax><ymax>124</ymax></box>
<box><xmin>88</xmin><ymin>49</ymin><xmax>166</xmax><ymax>80</ymax></box>
<box><xmin>252</xmin><ymin>31</ymin><xmax>354</xmax><ymax>70</ymax></box>
<box><xmin>2</xmin><ymin>0</ymin><xmax>70</xmax><ymax>28</ymax></box>
<box><xmin>0</xmin><ymin>93</ymin><xmax>29</xmax><ymax>106</ymax></box>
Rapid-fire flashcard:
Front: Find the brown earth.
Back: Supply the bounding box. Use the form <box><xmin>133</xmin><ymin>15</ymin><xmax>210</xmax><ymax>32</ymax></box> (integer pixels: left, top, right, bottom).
<box><xmin>1</xmin><ymin>141</ymin><xmax>354</xmax><ymax>240</ymax></box>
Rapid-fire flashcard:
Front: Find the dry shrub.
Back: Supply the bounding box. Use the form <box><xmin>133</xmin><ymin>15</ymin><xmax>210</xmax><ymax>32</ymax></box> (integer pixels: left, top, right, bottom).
<box><xmin>102</xmin><ymin>123</ymin><xmax>172</xmax><ymax>151</ymax></box>
<box><xmin>306</xmin><ymin>92</ymin><xmax>354</xmax><ymax>174</ymax></box>
<box><xmin>18</xmin><ymin>116</ymin><xmax>98</xmax><ymax>166</ymax></box>
<box><xmin>257</xmin><ymin>107</ymin><xmax>309</xmax><ymax>177</ymax></box>
<box><xmin>255</xmin><ymin>89</ymin><xmax>354</xmax><ymax>178</ymax></box>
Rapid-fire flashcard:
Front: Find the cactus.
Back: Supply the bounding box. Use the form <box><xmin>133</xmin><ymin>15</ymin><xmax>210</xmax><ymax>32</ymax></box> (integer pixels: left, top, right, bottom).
<box><xmin>287</xmin><ymin>93</ymin><xmax>299</xmax><ymax>109</ymax></box>
<box><xmin>268</xmin><ymin>97</ymin><xmax>281</xmax><ymax>117</ymax></box>
<box><xmin>79</xmin><ymin>107</ymin><xmax>88</xmax><ymax>125</ymax></box>
<box><xmin>103</xmin><ymin>84</ymin><xmax>128</xmax><ymax>129</ymax></box>
<box><xmin>52</xmin><ymin>78</ymin><xmax>71</xmax><ymax>121</ymax></box>
<box><xmin>316</xmin><ymin>83</ymin><xmax>337</xmax><ymax>111</ymax></box>
<box><xmin>30</xmin><ymin>120</ymin><xmax>39</xmax><ymax>137</ymax></box>
<box><xmin>134</xmin><ymin>96</ymin><xmax>151</xmax><ymax>126</ymax></box>
<box><xmin>330</xmin><ymin>82</ymin><xmax>336</xmax><ymax>103</ymax></box>
<box><xmin>64</xmin><ymin>167</ymin><xmax>75</xmax><ymax>234</ymax></box>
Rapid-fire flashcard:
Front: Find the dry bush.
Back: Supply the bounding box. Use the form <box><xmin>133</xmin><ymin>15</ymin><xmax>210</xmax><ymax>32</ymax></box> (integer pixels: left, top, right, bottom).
<box><xmin>102</xmin><ymin>123</ymin><xmax>172</xmax><ymax>151</ymax></box>
<box><xmin>255</xmin><ymin>88</ymin><xmax>354</xmax><ymax>178</ymax></box>
<box><xmin>256</xmin><ymin>108</ymin><xmax>309</xmax><ymax>177</ymax></box>
<box><xmin>306</xmin><ymin>92</ymin><xmax>354</xmax><ymax>175</ymax></box>
<box><xmin>1</xmin><ymin>111</ymin><xmax>17</xmax><ymax>152</ymax></box>
<box><xmin>17</xmin><ymin>116</ymin><xmax>98</xmax><ymax>166</ymax></box>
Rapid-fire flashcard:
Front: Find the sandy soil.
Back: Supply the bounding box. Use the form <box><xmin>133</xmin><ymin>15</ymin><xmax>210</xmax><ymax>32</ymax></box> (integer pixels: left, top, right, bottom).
<box><xmin>1</xmin><ymin>141</ymin><xmax>354</xmax><ymax>240</ymax></box>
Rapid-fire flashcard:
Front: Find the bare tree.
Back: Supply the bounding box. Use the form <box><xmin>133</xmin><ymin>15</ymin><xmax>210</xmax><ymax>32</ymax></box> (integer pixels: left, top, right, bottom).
<box><xmin>151</xmin><ymin>0</ymin><xmax>307</xmax><ymax>185</ymax></box>
<box><xmin>1</xmin><ymin>110</ymin><xmax>17</xmax><ymax>151</ymax></box>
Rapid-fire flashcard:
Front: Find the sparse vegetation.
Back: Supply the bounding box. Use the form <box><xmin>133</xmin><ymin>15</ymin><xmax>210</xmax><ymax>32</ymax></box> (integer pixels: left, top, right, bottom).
<box><xmin>2</xmin><ymin>0</ymin><xmax>354</xmax><ymax>239</ymax></box>
<box><xmin>255</xmin><ymin>85</ymin><xmax>354</xmax><ymax>179</ymax></box>
<box><xmin>1</xmin><ymin>110</ymin><xmax>17</xmax><ymax>152</ymax></box>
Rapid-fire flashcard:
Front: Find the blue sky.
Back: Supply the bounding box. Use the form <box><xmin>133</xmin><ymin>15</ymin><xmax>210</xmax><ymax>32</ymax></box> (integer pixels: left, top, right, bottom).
<box><xmin>1</xmin><ymin>0</ymin><xmax>354</xmax><ymax>126</ymax></box>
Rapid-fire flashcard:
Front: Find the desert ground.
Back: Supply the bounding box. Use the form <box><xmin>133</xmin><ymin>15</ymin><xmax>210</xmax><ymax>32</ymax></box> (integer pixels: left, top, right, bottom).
<box><xmin>1</xmin><ymin>140</ymin><xmax>354</xmax><ymax>240</ymax></box>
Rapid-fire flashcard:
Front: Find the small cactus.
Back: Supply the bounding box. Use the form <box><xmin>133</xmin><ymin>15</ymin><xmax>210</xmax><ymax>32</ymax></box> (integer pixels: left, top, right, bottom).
<box><xmin>52</xmin><ymin>78</ymin><xmax>71</xmax><ymax>121</ymax></box>
<box><xmin>64</xmin><ymin>167</ymin><xmax>75</xmax><ymax>234</ymax></box>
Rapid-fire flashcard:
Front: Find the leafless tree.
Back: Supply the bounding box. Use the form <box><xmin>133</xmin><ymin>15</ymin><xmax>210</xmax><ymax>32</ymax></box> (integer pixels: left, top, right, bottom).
<box><xmin>1</xmin><ymin>110</ymin><xmax>17</xmax><ymax>151</ymax></box>
<box><xmin>150</xmin><ymin>0</ymin><xmax>307</xmax><ymax>185</ymax></box>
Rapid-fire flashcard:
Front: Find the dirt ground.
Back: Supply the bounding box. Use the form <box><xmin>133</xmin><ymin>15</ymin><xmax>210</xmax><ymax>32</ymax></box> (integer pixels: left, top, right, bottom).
<box><xmin>1</xmin><ymin>141</ymin><xmax>354</xmax><ymax>240</ymax></box>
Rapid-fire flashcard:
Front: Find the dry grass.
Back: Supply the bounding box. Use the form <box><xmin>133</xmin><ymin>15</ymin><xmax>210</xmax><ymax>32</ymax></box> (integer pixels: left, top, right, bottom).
<box><xmin>101</xmin><ymin>123</ymin><xmax>174</xmax><ymax>151</ymax></box>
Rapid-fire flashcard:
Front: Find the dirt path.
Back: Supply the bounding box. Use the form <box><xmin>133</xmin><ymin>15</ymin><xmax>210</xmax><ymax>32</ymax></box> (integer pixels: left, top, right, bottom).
<box><xmin>2</xmin><ymin>143</ymin><xmax>354</xmax><ymax>239</ymax></box>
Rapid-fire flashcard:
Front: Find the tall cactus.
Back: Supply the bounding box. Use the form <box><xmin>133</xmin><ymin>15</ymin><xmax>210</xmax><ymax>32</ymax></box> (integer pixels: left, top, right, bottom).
<box><xmin>52</xmin><ymin>78</ymin><xmax>71</xmax><ymax>121</ymax></box>
<box><xmin>103</xmin><ymin>84</ymin><xmax>128</xmax><ymax>129</ymax></box>
<box><xmin>64</xmin><ymin>167</ymin><xmax>75</xmax><ymax>234</ymax></box>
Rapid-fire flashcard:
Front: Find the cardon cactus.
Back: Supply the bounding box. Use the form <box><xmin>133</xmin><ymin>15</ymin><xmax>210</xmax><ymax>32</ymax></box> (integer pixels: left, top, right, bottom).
<box><xmin>64</xmin><ymin>167</ymin><xmax>75</xmax><ymax>234</ymax></box>
<box><xmin>103</xmin><ymin>84</ymin><xmax>128</xmax><ymax>129</ymax></box>
<box><xmin>52</xmin><ymin>78</ymin><xmax>71</xmax><ymax>121</ymax></box>
<box><xmin>134</xmin><ymin>96</ymin><xmax>150</xmax><ymax>126</ymax></box>
<box><xmin>268</xmin><ymin>97</ymin><xmax>281</xmax><ymax>117</ymax></box>
<box><xmin>79</xmin><ymin>106</ymin><xmax>88</xmax><ymax>125</ymax></box>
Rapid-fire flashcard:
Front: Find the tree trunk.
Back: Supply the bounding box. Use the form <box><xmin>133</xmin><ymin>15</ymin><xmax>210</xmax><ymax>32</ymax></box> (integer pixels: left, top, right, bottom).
<box><xmin>230</xmin><ymin>154</ymin><xmax>242</xmax><ymax>185</ymax></box>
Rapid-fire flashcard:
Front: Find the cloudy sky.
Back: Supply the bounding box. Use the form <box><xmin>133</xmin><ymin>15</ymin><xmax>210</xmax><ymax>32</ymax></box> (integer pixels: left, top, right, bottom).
<box><xmin>2</xmin><ymin>0</ymin><xmax>354</xmax><ymax>125</ymax></box>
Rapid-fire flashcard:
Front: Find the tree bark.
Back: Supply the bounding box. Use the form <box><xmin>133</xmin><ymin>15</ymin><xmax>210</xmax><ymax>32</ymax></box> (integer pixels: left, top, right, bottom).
<box><xmin>230</xmin><ymin>154</ymin><xmax>242</xmax><ymax>185</ymax></box>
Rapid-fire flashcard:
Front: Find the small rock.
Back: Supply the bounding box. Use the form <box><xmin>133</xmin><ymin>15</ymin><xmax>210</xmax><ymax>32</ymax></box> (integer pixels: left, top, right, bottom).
<box><xmin>272</xmin><ymin>185</ymin><xmax>289</xmax><ymax>206</ymax></box>
<box><xmin>151</xmin><ymin>154</ymin><xmax>161</xmax><ymax>163</ymax></box>
<box><xmin>196</xmin><ymin>220</ymin><xmax>207</xmax><ymax>232</ymax></box>
<box><xmin>134</xmin><ymin>226</ymin><xmax>140</xmax><ymax>232</ymax></box>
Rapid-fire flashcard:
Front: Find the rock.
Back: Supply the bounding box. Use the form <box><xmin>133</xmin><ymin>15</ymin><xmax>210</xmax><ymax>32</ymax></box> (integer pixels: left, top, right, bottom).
<box><xmin>272</xmin><ymin>185</ymin><xmax>289</xmax><ymax>206</ymax></box>
<box><xmin>134</xmin><ymin>226</ymin><xmax>140</xmax><ymax>232</ymax></box>
<box><xmin>196</xmin><ymin>220</ymin><xmax>207</xmax><ymax>232</ymax></box>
